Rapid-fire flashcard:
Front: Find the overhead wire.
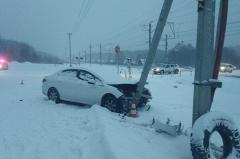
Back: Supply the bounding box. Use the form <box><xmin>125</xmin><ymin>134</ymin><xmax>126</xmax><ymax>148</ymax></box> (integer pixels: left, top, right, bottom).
<box><xmin>98</xmin><ymin>0</ymin><xmax>239</xmax><ymax>51</ymax></box>
<box><xmin>72</xmin><ymin>0</ymin><xmax>95</xmax><ymax>33</ymax></box>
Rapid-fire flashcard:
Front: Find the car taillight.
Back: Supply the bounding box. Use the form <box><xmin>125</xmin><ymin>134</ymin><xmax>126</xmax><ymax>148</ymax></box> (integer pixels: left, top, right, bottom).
<box><xmin>42</xmin><ymin>78</ymin><xmax>46</xmax><ymax>83</ymax></box>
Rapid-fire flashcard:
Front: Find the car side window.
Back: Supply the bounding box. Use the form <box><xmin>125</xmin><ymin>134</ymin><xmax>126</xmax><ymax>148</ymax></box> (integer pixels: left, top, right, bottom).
<box><xmin>78</xmin><ymin>70</ymin><xmax>102</xmax><ymax>84</ymax></box>
<box><xmin>78</xmin><ymin>70</ymin><xmax>94</xmax><ymax>81</ymax></box>
<box><xmin>61</xmin><ymin>69</ymin><xmax>77</xmax><ymax>78</ymax></box>
<box><xmin>78</xmin><ymin>71</ymin><xmax>88</xmax><ymax>81</ymax></box>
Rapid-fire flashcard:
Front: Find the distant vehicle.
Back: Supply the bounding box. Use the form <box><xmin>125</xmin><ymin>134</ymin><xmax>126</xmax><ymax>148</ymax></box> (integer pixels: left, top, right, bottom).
<box><xmin>152</xmin><ymin>64</ymin><xmax>180</xmax><ymax>75</ymax></box>
<box><xmin>0</xmin><ymin>58</ymin><xmax>8</xmax><ymax>70</ymax></box>
<box><xmin>182</xmin><ymin>66</ymin><xmax>194</xmax><ymax>71</ymax></box>
<box><xmin>42</xmin><ymin>68</ymin><xmax>151</xmax><ymax>113</ymax></box>
<box><xmin>220</xmin><ymin>63</ymin><xmax>235</xmax><ymax>73</ymax></box>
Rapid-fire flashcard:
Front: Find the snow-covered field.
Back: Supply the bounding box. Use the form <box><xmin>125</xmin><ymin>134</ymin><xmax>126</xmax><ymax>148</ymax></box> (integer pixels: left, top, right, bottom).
<box><xmin>0</xmin><ymin>62</ymin><xmax>240</xmax><ymax>159</ymax></box>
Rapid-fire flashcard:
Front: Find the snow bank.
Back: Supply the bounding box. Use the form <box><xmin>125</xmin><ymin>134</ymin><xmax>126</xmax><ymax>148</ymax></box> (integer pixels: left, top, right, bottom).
<box><xmin>91</xmin><ymin>105</ymin><xmax>192</xmax><ymax>159</ymax></box>
<box><xmin>80</xmin><ymin>106</ymin><xmax>117</xmax><ymax>159</ymax></box>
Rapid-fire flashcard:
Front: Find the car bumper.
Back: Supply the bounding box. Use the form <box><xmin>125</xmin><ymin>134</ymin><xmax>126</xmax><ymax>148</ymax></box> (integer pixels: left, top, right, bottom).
<box><xmin>42</xmin><ymin>84</ymin><xmax>48</xmax><ymax>96</ymax></box>
<box><xmin>153</xmin><ymin>70</ymin><xmax>161</xmax><ymax>74</ymax></box>
<box><xmin>0</xmin><ymin>64</ymin><xmax>8</xmax><ymax>70</ymax></box>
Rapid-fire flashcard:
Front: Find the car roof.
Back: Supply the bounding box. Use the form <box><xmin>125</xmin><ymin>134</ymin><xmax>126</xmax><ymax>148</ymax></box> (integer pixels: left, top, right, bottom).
<box><xmin>59</xmin><ymin>67</ymin><xmax>104</xmax><ymax>81</ymax></box>
<box><xmin>221</xmin><ymin>63</ymin><xmax>233</xmax><ymax>66</ymax></box>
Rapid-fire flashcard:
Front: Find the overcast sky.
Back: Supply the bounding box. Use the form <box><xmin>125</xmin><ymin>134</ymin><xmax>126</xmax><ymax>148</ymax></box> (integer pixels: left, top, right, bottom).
<box><xmin>0</xmin><ymin>0</ymin><xmax>239</xmax><ymax>58</ymax></box>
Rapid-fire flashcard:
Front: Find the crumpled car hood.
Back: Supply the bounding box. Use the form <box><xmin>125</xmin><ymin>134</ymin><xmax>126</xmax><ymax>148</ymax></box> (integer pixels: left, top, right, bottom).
<box><xmin>106</xmin><ymin>79</ymin><xmax>138</xmax><ymax>85</ymax></box>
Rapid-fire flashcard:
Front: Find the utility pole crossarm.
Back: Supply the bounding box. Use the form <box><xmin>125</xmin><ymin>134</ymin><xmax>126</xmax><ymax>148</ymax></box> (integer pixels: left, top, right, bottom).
<box><xmin>136</xmin><ymin>0</ymin><xmax>173</xmax><ymax>101</ymax></box>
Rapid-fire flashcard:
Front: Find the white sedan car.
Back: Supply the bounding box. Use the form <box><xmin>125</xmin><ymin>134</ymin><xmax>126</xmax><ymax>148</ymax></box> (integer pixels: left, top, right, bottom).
<box><xmin>42</xmin><ymin>68</ymin><xmax>151</xmax><ymax>113</ymax></box>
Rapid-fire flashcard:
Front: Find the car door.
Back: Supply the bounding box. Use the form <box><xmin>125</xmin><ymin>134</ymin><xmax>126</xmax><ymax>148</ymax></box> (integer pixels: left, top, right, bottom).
<box><xmin>57</xmin><ymin>69</ymin><xmax>80</xmax><ymax>102</ymax></box>
<box><xmin>170</xmin><ymin>64</ymin><xmax>175</xmax><ymax>72</ymax></box>
<box><xmin>76</xmin><ymin>70</ymin><xmax>105</xmax><ymax>105</ymax></box>
<box><xmin>165</xmin><ymin>65</ymin><xmax>170</xmax><ymax>73</ymax></box>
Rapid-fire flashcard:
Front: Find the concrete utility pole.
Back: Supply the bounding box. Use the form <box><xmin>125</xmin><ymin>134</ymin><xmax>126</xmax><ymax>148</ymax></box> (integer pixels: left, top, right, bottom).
<box><xmin>136</xmin><ymin>0</ymin><xmax>173</xmax><ymax>101</ymax></box>
<box><xmin>89</xmin><ymin>44</ymin><xmax>92</xmax><ymax>66</ymax></box>
<box><xmin>67</xmin><ymin>33</ymin><xmax>72</xmax><ymax>67</ymax></box>
<box><xmin>99</xmin><ymin>43</ymin><xmax>102</xmax><ymax>65</ymax></box>
<box><xmin>192</xmin><ymin>0</ymin><xmax>216</xmax><ymax>125</ymax></box>
<box><xmin>163</xmin><ymin>22</ymin><xmax>175</xmax><ymax>63</ymax></box>
<box><xmin>149</xmin><ymin>23</ymin><xmax>152</xmax><ymax>50</ymax></box>
<box><xmin>142</xmin><ymin>21</ymin><xmax>153</xmax><ymax>51</ymax></box>
<box><xmin>84</xmin><ymin>50</ymin><xmax>87</xmax><ymax>63</ymax></box>
<box><xmin>78</xmin><ymin>51</ymin><xmax>81</xmax><ymax>66</ymax></box>
<box><xmin>115</xmin><ymin>45</ymin><xmax>120</xmax><ymax>73</ymax></box>
<box><xmin>165</xmin><ymin>34</ymin><xmax>168</xmax><ymax>63</ymax></box>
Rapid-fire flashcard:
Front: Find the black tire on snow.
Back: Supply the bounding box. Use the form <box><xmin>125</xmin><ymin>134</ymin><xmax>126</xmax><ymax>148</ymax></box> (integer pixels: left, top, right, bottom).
<box><xmin>101</xmin><ymin>95</ymin><xmax>123</xmax><ymax>113</ymax></box>
<box><xmin>174</xmin><ymin>69</ymin><xmax>179</xmax><ymax>74</ymax></box>
<box><xmin>190</xmin><ymin>112</ymin><xmax>240</xmax><ymax>159</ymax></box>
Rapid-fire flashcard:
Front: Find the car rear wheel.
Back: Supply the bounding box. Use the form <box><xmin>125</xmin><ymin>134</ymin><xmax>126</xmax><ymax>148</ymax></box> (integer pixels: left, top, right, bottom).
<box><xmin>102</xmin><ymin>95</ymin><xmax>123</xmax><ymax>113</ymax></box>
<box><xmin>160</xmin><ymin>70</ymin><xmax>164</xmax><ymax>75</ymax></box>
<box><xmin>48</xmin><ymin>88</ymin><xmax>60</xmax><ymax>104</ymax></box>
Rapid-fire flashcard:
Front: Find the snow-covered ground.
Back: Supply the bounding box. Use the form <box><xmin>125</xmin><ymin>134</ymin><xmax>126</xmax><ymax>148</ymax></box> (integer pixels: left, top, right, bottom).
<box><xmin>0</xmin><ymin>62</ymin><xmax>240</xmax><ymax>159</ymax></box>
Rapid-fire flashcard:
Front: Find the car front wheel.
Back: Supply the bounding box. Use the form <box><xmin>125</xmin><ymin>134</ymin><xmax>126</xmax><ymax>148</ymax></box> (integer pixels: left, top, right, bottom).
<box><xmin>102</xmin><ymin>95</ymin><xmax>123</xmax><ymax>113</ymax></box>
<box><xmin>173</xmin><ymin>69</ymin><xmax>179</xmax><ymax>74</ymax></box>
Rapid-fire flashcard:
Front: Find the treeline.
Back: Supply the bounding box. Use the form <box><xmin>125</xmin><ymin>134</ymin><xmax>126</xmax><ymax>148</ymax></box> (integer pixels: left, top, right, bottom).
<box><xmin>168</xmin><ymin>42</ymin><xmax>240</xmax><ymax>68</ymax></box>
<box><xmin>0</xmin><ymin>37</ymin><xmax>62</xmax><ymax>63</ymax></box>
<box><xmin>113</xmin><ymin>42</ymin><xmax>240</xmax><ymax>68</ymax></box>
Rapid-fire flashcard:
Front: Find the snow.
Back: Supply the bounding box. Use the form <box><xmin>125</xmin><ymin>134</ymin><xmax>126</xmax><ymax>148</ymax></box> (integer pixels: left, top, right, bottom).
<box><xmin>0</xmin><ymin>62</ymin><xmax>240</xmax><ymax>159</ymax></box>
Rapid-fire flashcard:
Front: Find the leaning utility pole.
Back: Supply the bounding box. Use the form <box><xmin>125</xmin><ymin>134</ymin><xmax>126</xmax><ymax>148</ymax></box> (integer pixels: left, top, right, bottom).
<box><xmin>136</xmin><ymin>0</ymin><xmax>173</xmax><ymax>101</ymax></box>
<box><xmin>67</xmin><ymin>33</ymin><xmax>72</xmax><ymax>67</ymax></box>
<box><xmin>192</xmin><ymin>0</ymin><xmax>216</xmax><ymax>125</ymax></box>
<box><xmin>89</xmin><ymin>44</ymin><xmax>92</xmax><ymax>66</ymax></box>
<box><xmin>99</xmin><ymin>43</ymin><xmax>102</xmax><ymax>65</ymax></box>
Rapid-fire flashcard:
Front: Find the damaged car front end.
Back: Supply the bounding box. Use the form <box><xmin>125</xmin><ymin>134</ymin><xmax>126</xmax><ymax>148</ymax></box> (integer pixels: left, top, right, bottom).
<box><xmin>108</xmin><ymin>83</ymin><xmax>152</xmax><ymax>113</ymax></box>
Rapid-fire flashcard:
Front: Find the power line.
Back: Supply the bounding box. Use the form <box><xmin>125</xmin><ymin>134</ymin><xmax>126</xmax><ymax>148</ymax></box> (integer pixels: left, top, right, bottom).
<box><xmin>72</xmin><ymin>0</ymin><xmax>95</xmax><ymax>33</ymax></box>
<box><xmin>100</xmin><ymin>0</ymin><xmax>239</xmax><ymax>52</ymax></box>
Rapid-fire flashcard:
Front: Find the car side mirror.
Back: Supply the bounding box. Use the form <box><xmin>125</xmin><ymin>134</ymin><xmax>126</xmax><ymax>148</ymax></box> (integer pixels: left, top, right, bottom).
<box><xmin>88</xmin><ymin>79</ymin><xmax>96</xmax><ymax>85</ymax></box>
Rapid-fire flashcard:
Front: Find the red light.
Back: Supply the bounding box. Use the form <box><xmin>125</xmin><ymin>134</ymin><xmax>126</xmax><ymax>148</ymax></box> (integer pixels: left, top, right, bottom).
<box><xmin>0</xmin><ymin>59</ymin><xmax>5</xmax><ymax>63</ymax></box>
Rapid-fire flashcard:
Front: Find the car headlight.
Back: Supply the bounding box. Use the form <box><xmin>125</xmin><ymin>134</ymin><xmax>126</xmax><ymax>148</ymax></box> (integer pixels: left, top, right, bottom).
<box><xmin>156</xmin><ymin>68</ymin><xmax>160</xmax><ymax>71</ymax></box>
<box><xmin>220</xmin><ymin>66</ymin><xmax>225</xmax><ymax>70</ymax></box>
